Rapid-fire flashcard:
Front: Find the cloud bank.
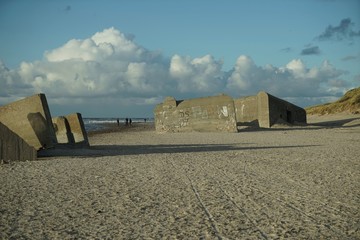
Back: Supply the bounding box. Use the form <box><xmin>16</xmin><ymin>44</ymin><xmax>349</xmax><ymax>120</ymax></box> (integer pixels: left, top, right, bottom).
<box><xmin>0</xmin><ymin>27</ymin><xmax>353</xmax><ymax>116</ymax></box>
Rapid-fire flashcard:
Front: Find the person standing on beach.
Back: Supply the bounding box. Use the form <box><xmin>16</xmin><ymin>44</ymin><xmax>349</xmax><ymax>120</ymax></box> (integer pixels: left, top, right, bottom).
<box><xmin>117</xmin><ymin>118</ymin><xmax>120</xmax><ymax>126</ymax></box>
<box><xmin>125</xmin><ymin>118</ymin><xmax>128</xmax><ymax>126</ymax></box>
<box><xmin>129</xmin><ymin>118</ymin><xmax>132</xmax><ymax>126</ymax></box>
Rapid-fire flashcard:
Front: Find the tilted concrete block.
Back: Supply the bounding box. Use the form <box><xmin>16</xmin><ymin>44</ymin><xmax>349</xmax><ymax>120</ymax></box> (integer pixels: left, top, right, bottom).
<box><xmin>64</xmin><ymin>113</ymin><xmax>89</xmax><ymax>146</ymax></box>
<box><xmin>52</xmin><ymin>116</ymin><xmax>74</xmax><ymax>144</ymax></box>
<box><xmin>0</xmin><ymin>94</ymin><xmax>57</xmax><ymax>150</ymax></box>
<box><xmin>0</xmin><ymin>122</ymin><xmax>37</xmax><ymax>162</ymax></box>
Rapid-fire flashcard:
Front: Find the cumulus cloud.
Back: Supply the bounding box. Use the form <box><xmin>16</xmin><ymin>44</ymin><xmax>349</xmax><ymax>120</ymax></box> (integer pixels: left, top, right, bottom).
<box><xmin>0</xmin><ymin>27</ymin><xmax>353</xmax><ymax>116</ymax></box>
<box><xmin>45</xmin><ymin>27</ymin><xmax>146</xmax><ymax>62</ymax></box>
<box><xmin>0</xmin><ymin>61</ymin><xmax>33</xmax><ymax>98</ymax></box>
<box><xmin>317</xmin><ymin>18</ymin><xmax>360</xmax><ymax>41</ymax></box>
<box><xmin>14</xmin><ymin>28</ymin><xmax>170</xmax><ymax>100</ymax></box>
<box><xmin>226</xmin><ymin>55</ymin><xmax>347</xmax><ymax>99</ymax></box>
<box><xmin>169</xmin><ymin>54</ymin><xmax>224</xmax><ymax>93</ymax></box>
<box><xmin>301</xmin><ymin>46</ymin><xmax>321</xmax><ymax>55</ymax></box>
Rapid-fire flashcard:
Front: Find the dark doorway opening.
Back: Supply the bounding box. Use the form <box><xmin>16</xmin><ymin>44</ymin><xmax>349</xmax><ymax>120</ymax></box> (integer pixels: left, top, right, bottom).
<box><xmin>287</xmin><ymin>110</ymin><xmax>293</xmax><ymax>123</ymax></box>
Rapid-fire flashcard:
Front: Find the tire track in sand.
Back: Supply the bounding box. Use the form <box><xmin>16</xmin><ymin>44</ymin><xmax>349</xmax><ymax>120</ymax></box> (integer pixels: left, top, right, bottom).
<box><xmin>202</xmin><ymin>157</ymin><xmax>352</xmax><ymax>240</ymax></box>
<box><xmin>169</xmin><ymin>160</ymin><xmax>227</xmax><ymax>240</ymax></box>
<box><xmin>187</xmin><ymin>159</ymin><xmax>269</xmax><ymax>239</ymax></box>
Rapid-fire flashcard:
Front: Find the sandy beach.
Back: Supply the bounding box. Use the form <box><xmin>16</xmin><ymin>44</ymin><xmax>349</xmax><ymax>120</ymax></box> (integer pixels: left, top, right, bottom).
<box><xmin>1</xmin><ymin>113</ymin><xmax>359</xmax><ymax>239</ymax></box>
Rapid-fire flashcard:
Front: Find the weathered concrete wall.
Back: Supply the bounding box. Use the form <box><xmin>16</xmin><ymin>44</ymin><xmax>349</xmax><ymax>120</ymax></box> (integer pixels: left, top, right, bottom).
<box><xmin>52</xmin><ymin>116</ymin><xmax>74</xmax><ymax>144</ymax></box>
<box><xmin>0</xmin><ymin>94</ymin><xmax>57</xmax><ymax>150</ymax></box>
<box><xmin>257</xmin><ymin>91</ymin><xmax>271</xmax><ymax>128</ymax></box>
<box><xmin>154</xmin><ymin>94</ymin><xmax>237</xmax><ymax>133</ymax></box>
<box><xmin>155</xmin><ymin>92</ymin><xmax>306</xmax><ymax>131</ymax></box>
<box><xmin>154</xmin><ymin>97</ymin><xmax>177</xmax><ymax>132</ymax></box>
<box><xmin>267</xmin><ymin>93</ymin><xmax>307</xmax><ymax>126</ymax></box>
<box><xmin>64</xmin><ymin>113</ymin><xmax>89</xmax><ymax>146</ymax></box>
<box><xmin>0</xmin><ymin>122</ymin><xmax>37</xmax><ymax>162</ymax></box>
<box><xmin>234</xmin><ymin>91</ymin><xmax>307</xmax><ymax>128</ymax></box>
<box><xmin>234</xmin><ymin>95</ymin><xmax>258</xmax><ymax>124</ymax></box>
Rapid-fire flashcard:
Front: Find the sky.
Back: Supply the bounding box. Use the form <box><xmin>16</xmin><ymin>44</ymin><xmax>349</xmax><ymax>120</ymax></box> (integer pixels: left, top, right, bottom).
<box><xmin>0</xmin><ymin>0</ymin><xmax>359</xmax><ymax>118</ymax></box>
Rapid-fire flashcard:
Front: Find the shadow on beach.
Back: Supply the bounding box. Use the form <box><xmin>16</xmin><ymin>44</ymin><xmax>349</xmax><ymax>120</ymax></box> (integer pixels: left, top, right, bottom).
<box><xmin>92</xmin><ymin>117</ymin><xmax>360</xmax><ymax>135</ymax></box>
<box><xmin>37</xmin><ymin>115</ymin><xmax>359</xmax><ymax>159</ymax></box>
<box><xmin>238</xmin><ymin>116</ymin><xmax>360</xmax><ymax>132</ymax></box>
<box><xmin>38</xmin><ymin>143</ymin><xmax>320</xmax><ymax>158</ymax></box>
<box><xmin>308</xmin><ymin>117</ymin><xmax>360</xmax><ymax>127</ymax></box>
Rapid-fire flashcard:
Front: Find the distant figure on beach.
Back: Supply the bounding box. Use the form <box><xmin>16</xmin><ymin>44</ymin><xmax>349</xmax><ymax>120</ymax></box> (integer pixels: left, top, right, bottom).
<box><xmin>144</xmin><ymin>118</ymin><xmax>147</xmax><ymax>123</ymax></box>
<box><xmin>117</xmin><ymin>118</ymin><xmax>120</xmax><ymax>126</ymax></box>
<box><xmin>125</xmin><ymin>118</ymin><xmax>128</xmax><ymax>126</ymax></box>
<box><xmin>129</xmin><ymin>118</ymin><xmax>132</xmax><ymax>126</ymax></box>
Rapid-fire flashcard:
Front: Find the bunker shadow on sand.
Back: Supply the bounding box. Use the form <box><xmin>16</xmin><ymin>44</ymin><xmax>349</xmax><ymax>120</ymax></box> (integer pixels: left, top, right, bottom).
<box><xmin>37</xmin><ymin>143</ymin><xmax>320</xmax><ymax>158</ymax></box>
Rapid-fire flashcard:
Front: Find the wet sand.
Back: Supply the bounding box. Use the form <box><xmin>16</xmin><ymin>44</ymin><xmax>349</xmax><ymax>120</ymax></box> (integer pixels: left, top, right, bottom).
<box><xmin>1</xmin><ymin>114</ymin><xmax>359</xmax><ymax>239</ymax></box>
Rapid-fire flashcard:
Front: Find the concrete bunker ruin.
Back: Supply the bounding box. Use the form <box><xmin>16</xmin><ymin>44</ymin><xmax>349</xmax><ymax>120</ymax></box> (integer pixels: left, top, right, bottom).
<box><xmin>234</xmin><ymin>91</ymin><xmax>307</xmax><ymax>128</ymax></box>
<box><xmin>0</xmin><ymin>93</ymin><xmax>57</xmax><ymax>150</ymax></box>
<box><xmin>154</xmin><ymin>91</ymin><xmax>307</xmax><ymax>132</ymax></box>
<box><xmin>0</xmin><ymin>122</ymin><xmax>37</xmax><ymax>162</ymax></box>
<box><xmin>52</xmin><ymin>113</ymin><xmax>89</xmax><ymax>147</ymax></box>
<box><xmin>154</xmin><ymin>94</ymin><xmax>238</xmax><ymax>133</ymax></box>
<box><xmin>0</xmin><ymin>94</ymin><xmax>89</xmax><ymax>162</ymax></box>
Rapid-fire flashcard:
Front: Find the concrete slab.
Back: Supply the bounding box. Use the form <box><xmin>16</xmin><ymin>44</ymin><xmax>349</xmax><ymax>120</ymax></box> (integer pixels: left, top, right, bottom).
<box><xmin>52</xmin><ymin>116</ymin><xmax>75</xmax><ymax>144</ymax></box>
<box><xmin>0</xmin><ymin>122</ymin><xmax>37</xmax><ymax>162</ymax></box>
<box><xmin>0</xmin><ymin>94</ymin><xmax>57</xmax><ymax>150</ymax></box>
<box><xmin>64</xmin><ymin>113</ymin><xmax>89</xmax><ymax>146</ymax></box>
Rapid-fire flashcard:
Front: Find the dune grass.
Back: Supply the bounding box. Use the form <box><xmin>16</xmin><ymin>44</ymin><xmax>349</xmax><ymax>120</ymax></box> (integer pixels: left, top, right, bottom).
<box><xmin>306</xmin><ymin>87</ymin><xmax>360</xmax><ymax>115</ymax></box>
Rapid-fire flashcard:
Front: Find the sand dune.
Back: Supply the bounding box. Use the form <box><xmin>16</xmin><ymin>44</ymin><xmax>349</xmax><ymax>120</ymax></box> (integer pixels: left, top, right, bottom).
<box><xmin>1</xmin><ymin>114</ymin><xmax>359</xmax><ymax>239</ymax></box>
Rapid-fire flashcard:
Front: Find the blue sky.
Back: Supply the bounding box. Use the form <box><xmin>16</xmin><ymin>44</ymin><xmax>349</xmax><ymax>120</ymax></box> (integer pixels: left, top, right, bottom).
<box><xmin>1</xmin><ymin>0</ymin><xmax>359</xmax><ymax>117</ymax></box>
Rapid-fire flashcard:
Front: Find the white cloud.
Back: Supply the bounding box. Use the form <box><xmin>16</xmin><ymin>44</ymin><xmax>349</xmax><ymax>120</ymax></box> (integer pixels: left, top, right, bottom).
<box><xmin>169</xmin><ymin>54</ymin><xmax>224</xmax><ymax>92</ymax></box>
<box><xmin>226</xmin><ymin>55</ymin><xmax>347</xmax><ymax>99</ymax></box>
<box><xmin>45</xmin><ymin>27</ymin><xmax>142</xmax><ymax>62</ymax></box>
<box><xmin>6</xmin><ymin>28</ymin><xmax>170</xmax><ymax>101</ymax></box>
<box><xmin>0</xmin><ymin>27</ymin><xmax>355</xmax><ymax>116</ymax></box>
<box><xmin>0</xmin><ymin>61</ymin><xmax>32</xmax><ymax>98</ymax></box>
<box><xmin>124</xmin><ymin>62</ymin><xmax>169</xmax><ymax>94</ymax></box>
<box><xmin>226</xmin><ymin>55</ymin><xmax>257</xmax><ymax>91</ymax></box>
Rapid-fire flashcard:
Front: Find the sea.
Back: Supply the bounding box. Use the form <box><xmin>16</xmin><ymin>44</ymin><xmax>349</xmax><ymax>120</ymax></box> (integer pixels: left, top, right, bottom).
<box><xmin>83</xmin><ymin>117</ymin><xmax>154</xmax><ymax>132</ymax></box>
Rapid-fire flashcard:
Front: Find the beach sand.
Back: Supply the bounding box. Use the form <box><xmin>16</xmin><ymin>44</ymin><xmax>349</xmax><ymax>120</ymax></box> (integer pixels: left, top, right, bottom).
<box><xmin>1</xmin><ymin>114</ymin><xmax>359</xmax><ymax>239</ymax></box>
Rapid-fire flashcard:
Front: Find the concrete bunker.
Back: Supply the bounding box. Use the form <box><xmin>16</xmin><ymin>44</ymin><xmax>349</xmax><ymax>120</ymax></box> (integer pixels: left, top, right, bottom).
<box><xmin>154</xmin><ymin>94</ymin><xmax>238</xmax><ymax>133</ymax></box>
<box><xmin>154</xmin><ymin>91</ymin><xmax>306</xmax><ymax>132</ymax></box>
<box><xmin>234</xmin><ymin>91</ymin><xmax>307</xmax><ymax>128</ymax></box>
